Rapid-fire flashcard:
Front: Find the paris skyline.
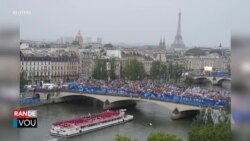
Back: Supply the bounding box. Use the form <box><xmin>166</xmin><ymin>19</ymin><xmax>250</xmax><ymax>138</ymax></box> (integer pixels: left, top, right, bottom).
<box><xmin>17</xmin><ymin>0</ymin><xmax>250</xmax><ymax>47</ymax></box>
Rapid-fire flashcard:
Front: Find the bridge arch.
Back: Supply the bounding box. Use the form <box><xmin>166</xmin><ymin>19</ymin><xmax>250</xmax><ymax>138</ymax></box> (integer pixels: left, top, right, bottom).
<box><xmin>47</xmin><ymin>93</ymin><xmax>51</xmax><ymax>100</ymax></box>
<box><xmin>217</xmin><ymin>78</ymin><xmax>231</xmax><ymax>85</ymax></box>
<box><xmin>108</xmin><ymin>98</ymin><xmax>201</xmax><ymax>120</ymax></box>
<box><xmin>35</xmin><ymin>93</ymin><xmax>40</xmax><ymax>99</ymax></box>
<box><xmin>61</xmin><ymin>94</ymin><xmax>105</xmax><ymax>104</ymax></box>
<box><xmin>194</xmin><ymin>77</ymin><xmax>212</xmax><ymax>84</ymax></box>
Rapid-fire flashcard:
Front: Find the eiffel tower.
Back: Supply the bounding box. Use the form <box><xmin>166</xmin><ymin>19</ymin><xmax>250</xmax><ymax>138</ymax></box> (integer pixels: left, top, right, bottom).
<box><xmin>171</xmin><ymin>12</ymin><xmax>185</xmax><ymax>48</ymax></box>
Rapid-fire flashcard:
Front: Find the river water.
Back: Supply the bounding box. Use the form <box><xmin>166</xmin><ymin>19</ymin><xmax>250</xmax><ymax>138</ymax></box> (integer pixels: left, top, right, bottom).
<box><xmin>19</xmin><ymin>81</ymin><xmax>230</xmax><ymax>141</ymax></box>
<box><xmin>19</xmin><ymin>100</ymin><xmax>192</xmax><ymax>141</ymax></box>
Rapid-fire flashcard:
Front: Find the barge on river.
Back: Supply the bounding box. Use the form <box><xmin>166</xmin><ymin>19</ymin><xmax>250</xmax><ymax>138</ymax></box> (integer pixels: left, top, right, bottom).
<box><xmin>50</xmin><ymin>109</ymin><xmax>133</xmax><ymax>137</ymax></box>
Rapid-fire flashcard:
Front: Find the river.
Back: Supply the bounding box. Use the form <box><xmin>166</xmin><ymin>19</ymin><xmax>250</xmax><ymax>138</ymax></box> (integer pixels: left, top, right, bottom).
<box><xmin>19</xmin><ymin>99</ymin><xmax>192</xmax><ymax>141</ymax></box>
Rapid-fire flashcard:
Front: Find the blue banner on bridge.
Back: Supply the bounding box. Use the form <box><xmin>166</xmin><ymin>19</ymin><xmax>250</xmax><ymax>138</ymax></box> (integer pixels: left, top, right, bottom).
<box><xmin>211</xmin><ymin>71</ymin><xmax>231</xmax><ymax>77</ymax></box>
<box><xmin>20</xmin><ymin>97</ymin><xmax>40</xmax><ymax>104</ymax></box>
<box><xmin>68</xmin><ymin>84</ymin><xmax>225</xmax><ymax>107</ymax></box>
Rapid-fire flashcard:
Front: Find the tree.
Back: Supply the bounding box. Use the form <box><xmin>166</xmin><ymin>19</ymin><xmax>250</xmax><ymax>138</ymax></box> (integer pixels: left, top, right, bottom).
<box><xmin>147</xmin><ymin>131</ymin><xmax>183</xmax><ymax>141</ymax></box>
<box><xmin>226</xmin><ymin>64</ymin><xmax>231</xmax><ymax>73</ymax></box>
<box><xmin>114</xmin><ymin>132</ymin><xmax>182</xmax><ymax>141</ymax></box>
<box><xmin>188</xmin><ymin>123</ymin><xmax>231</xmax><ymax>141</ymax></box>
<box><xmin>184</xmin><ymin>76</ymin><xmax>195</xmax><ymax>86</ymax></box>
<box><xmin>92</xmin><ymin>59</ymin><xmax>108</xmax><ymax>80</ymax></box>
<box><xmin>218</xmin><ymin>98</ymin><xmax>231</xmax><ymax>124</ymax></box>
<box><xmin>191</xmin><ymin>108</ymin><xmax>206</xmax><ymax>128</ymax></box>
<box><xmin>120</xmin><ymin>64</ymin><xmax>125</xmax><ymax>79</ymax></box>
<box><xmin>109</xmin><ymin>58</ymin><xmax>117</xmax><ymax>80</ymax></box>
<box><xmin>150</xmin><ymin>61</ymin><xmax>167</xmax><ymax>79</ymax></box>
<box><xmin>166</xmin><ymin>63</ymin><xmax>183</xmax><ymax>82</ymax></box>
<box><xmin>100</xmin><ymin>60</ymin><xmax>108</xmax><ymax>80</ymax></box>
<box><xmin>167</xmin><ymin>63</ymin><xmax>173</xmax><ymax>81</ymax></box>
<box><xmin>20</xmin><ymin>71</ymin><xmax>27</xmax><ymax>91</ymax></box>
<box><xmin>92</xmin><ymin>59</ymin><xmax>102</xmax><ymax>79</ymax></box>
<box><xmin>191</xmin><ymin>108</ymin><xmax>214</xmax><ymax>128</ymax></box>
<box><xmin>104</xmin><ymin>43</ymin><xmax>113</xmax><ymax>48</ymax></box>
<box><xmin>114</xmin><ymin>134</ymin><xmax>138</xmax><ymax>141</ymax></box>
<box><xmin>223</xmin><ymin>98</ymin><xmax>231</xmax><ymax>115</ymax></box>
<box><xmin>123</xmin><ymin>58</ymin><xmax>145</xmax><ymax>80</ymax></box>
<box><xmin>189</xmin><ymin>107</ymin><xmax>231</xmax><ymax>141</ymax></box>
<box><xmin>172</xmin><ymin>63</ymin><xmax>184</xmax><ymax>83</ymax></box>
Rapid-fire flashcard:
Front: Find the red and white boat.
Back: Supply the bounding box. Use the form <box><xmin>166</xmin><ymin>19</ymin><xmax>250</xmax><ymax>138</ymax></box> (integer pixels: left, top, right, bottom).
<box><xmin>50</xmin><ymin>109</ymin><xmax>133</xmax><ymax>137</ymax></box>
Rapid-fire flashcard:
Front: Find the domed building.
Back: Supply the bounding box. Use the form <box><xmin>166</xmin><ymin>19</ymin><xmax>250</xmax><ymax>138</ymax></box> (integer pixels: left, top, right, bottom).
<box><xmin>74</xmin><ymin>30</ymin><xmax>84</xmax><ymax>45</ymax></box>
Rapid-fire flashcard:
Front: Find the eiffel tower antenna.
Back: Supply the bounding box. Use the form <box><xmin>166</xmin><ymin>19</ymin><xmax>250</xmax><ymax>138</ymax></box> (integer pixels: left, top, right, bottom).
<box><xmin>171</xmin><ymin>11</ymin><xmax>185</xmax><ymax>48</ymax></box>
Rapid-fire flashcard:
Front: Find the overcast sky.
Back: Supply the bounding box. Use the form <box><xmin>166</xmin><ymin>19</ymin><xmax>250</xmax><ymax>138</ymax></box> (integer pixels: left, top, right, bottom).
<box><xmin>18</xmin><ymin>0</ymin><xmax>250</xmax><ymax>47</ymax></box>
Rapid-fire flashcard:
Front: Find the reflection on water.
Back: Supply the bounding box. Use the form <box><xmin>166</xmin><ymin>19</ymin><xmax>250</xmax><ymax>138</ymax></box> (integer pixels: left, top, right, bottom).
<box><xmin>20</xmin><ymin>100</ymin><xmax>192</xmax><ymax>141</ymax></box>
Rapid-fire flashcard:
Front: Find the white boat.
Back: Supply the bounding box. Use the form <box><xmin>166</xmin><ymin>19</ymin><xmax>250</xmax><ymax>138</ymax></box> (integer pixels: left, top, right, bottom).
<box><xmin>50</xmin><ymin>109</ymin><xmax>133</xmax><ymax>137</ymax></box>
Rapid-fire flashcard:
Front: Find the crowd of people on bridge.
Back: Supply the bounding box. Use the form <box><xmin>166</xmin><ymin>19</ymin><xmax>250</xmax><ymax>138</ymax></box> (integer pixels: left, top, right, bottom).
<box><xmin>72</xmin><ymin>79</ymin><xmax>230</xmax><ymax>102</ymax></box>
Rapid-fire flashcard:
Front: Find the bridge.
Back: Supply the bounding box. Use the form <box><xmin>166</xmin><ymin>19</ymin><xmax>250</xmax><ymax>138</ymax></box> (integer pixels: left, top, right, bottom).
<box><xmin>23</xmin><ymin>80</ymin><xmax>228</xmax><ymax>119</ymax></box>
<box><xmin>32</xmin><ymin>90</ymin><xmax>203</xmax><ymax>120</ymax></box>
<box><xmin>193</xmin><ymin>76</ymin><xmax>231</xmax><ymax>85</ymax></box>
<box><xmin>59</xmin><ymin>91</ymin><xmax>201</xmax><ymax>112</ymax></box>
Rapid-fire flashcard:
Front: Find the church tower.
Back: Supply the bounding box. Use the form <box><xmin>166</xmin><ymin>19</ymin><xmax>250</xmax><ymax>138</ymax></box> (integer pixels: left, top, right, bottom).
<box><xmin>162</xmin><ymin>38</ymin><xmax>166</xmax><ymax>49</ymax></box>
<box><xmin>159</xmin><ymin>38</ymin><xmax>162</xmax><ymax>47</ymax></box>
<box><xmin>159</xmin><ymin>37</ymin><xmax>166</xmax><ymax>50</ymax></box>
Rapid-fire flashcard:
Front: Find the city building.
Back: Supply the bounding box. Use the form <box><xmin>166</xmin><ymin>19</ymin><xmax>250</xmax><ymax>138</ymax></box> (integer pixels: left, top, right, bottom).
<box><xmin>20</xmin><ymin>42</ymin><xmax>30</xmax><ymax>50</ymax></box>
<box><xmin>50</xmin><ymin>52</ymin><xmax>79</xmax><ymax>84</ymax></box>
<box><xmin>79</xmin><ymin>49</ymin><xmax>96</xmax><ymax>79</ymax></box>
<box><xmin>56</xmin><ymin>37</ymin><xmax>74</xmax><ymax>44</ymax></box>
<box><xmin>184</xmin><ymin>47</ymin><xmax>230</xmax><ymax>74</ymax></box>
<box><xmin>106</xmin><ymin>50</ymin><xmax>122</xmax><ymax>59</ymax></box>
<box><xmin>20</xmin><ymin>49</ymin><xmax>79</xmax><ymax>85</ymax></box>
<box><xmin>20</xmin><ymin>51</ymin><xmax>51</xmax><ymax>84</ymax></box>
<box><xmin>154</xmin><ymin>52</ymin><xmax>167</xmax><ymax>62</ymax></box>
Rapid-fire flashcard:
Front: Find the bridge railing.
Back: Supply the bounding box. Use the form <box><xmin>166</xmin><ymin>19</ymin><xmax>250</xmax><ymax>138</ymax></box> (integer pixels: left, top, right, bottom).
<box><xmin>66</xmin><ymin>84</ymin><xmax>225</xmax><ymax>108</ymax></box>
<box><xmin>194</xmin><ymin>72</ymin><xmax>231</xmax><ymax>78</ymax></box>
